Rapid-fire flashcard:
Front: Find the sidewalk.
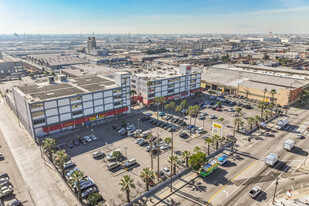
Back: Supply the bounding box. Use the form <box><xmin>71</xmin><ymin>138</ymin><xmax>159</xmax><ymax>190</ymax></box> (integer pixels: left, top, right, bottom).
<box><xmin>271</xmin><ymin>187</ymin><xmax>309</xmax><ymax>206</ymax></box>
<box><xmin>0</xmin><ymin>101</ymin><xmax>81</xmax><ymax>206</ymax></box>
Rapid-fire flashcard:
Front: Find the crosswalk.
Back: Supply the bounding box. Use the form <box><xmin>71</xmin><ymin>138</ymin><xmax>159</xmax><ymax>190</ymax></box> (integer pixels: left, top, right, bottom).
<box><xmin>281</xmin><ymin>124</ymin><xmax>309</xmax><ymax>135</ymax></box>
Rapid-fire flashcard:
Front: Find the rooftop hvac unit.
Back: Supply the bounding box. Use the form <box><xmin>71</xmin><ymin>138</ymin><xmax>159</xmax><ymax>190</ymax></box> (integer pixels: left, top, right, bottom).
<box><xmin>48</xmin><ymin>76</ymin><xmax>55</xmax><ymax>84</ymax></box>
<box><xmin>59</xmin><ymin>75</ymin><xmax>67</xmax><ymax>82</ymax></box>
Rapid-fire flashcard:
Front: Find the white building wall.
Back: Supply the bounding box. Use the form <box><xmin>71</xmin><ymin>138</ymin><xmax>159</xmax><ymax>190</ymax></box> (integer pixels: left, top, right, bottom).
<box><xmin>46</xmin><ymin>108</ymin><xmax>58</xmax><ymax>117</ymax></box>
<box><xmin>59</xmin><ymin>106</ymin><xmax>70</xmax><ymax>114</ymax></box>
<box><xmin>44</xmin><ymin>101</ymin><xmax>57</xmax><ymax>109</ymax></box>
<box><xmin>58</xmin><ymin>98</ymin><xmax>70</xmax><ymax>106</ymax></box>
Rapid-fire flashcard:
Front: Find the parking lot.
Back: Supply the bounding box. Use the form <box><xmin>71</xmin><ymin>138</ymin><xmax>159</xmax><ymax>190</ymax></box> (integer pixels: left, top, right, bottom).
<box><xmin>56</xmin><ymin>92</ymin><xmax>263</xmax><ymax>205</ymax></box>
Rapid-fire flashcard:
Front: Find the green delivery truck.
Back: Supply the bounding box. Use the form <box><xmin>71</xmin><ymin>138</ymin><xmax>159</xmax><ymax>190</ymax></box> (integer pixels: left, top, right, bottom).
<box><xmin>200</xmin><ymin>161</ymin><xmax>219</xmax><ymax>178</ymax></box>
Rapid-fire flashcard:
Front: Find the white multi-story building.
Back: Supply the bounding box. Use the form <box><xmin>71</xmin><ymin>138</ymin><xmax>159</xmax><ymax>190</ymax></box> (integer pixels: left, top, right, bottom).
<box><xmin>5</xmin><ymin>72</ymin><xmax>131</xmax><ymax>140</ymax></box>
<box><xmin>131</xmin><ymin>64</ymin><xmax>201</xmax><ymax>105</ymax></box>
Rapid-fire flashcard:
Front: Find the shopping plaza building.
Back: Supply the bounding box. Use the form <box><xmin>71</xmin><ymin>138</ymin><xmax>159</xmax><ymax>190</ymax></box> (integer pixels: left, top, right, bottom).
<box><xmin>131</xmin><ymin>64</ymin><xmax>202</xmax><ymax>105</ymax></box>
<box><xmin>5</xmin><ymin>72</ymin><xmax>131</xmax><ymax>140</ymax></box>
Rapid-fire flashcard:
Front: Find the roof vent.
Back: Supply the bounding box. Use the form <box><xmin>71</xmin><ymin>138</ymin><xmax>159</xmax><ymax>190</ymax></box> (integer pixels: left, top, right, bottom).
<box><xmin>59</xmin><ymin>75</ymin><xmax>67</xmax><ymax>82</ymax></box>
<box><xmin>48</xmin><ymin>76</ymin><xmax>55</xmax><ymax>84</ymax></box>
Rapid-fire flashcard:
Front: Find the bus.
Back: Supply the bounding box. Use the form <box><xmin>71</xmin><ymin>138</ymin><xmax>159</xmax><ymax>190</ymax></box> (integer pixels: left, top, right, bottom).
<box><xmin>200</xmin><ymin>161</ymin><xmax>219</xmax><ymax>178</ymax></box>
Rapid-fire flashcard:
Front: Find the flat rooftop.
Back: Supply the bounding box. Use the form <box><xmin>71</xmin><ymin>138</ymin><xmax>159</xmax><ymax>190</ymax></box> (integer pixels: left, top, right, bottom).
<box><xmin>203</xmin><ymin>66</ymin><xmax>309</xmax><ymax>90</ymax></box>
<box><xmin>16</xmin><ymin>75</ymin><xmax>118</xmax><ymax>102</ymax></box>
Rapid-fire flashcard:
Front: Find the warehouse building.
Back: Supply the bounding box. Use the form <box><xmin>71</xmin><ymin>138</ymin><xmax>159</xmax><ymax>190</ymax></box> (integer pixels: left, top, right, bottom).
<box><xmin>5</xmin><ymin>72</ymin><xmax>131</xmax><ymax>140</ymax></box>
<box><xmin>202</xmin><ymin>65</ymin><xmax>309</xmax><ymax>106</ymax></box>
<box><xmin>131</xmin><ymin>64</ymin><xmax>202</xmax><ymax>105</ymax></box>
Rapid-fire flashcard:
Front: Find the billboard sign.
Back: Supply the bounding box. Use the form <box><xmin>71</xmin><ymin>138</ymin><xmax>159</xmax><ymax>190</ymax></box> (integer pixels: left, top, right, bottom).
<box><xmin>212</xmin><ymin>122</ymin><xmax>223</xmax><ymax>137</ymax></box>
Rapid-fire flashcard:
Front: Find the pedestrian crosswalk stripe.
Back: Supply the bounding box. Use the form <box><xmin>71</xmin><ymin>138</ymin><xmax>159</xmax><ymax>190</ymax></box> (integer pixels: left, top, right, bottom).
<box><xmin>285</xmin><ymin>126</ymin><xmax>290</xmax><ymax>130</ymax></box>
<box><xmin>299</xmin><ymin>130</ymin><xmax>304</xmax><ymax>133</ymax></box>
<box><xmin>304</xmin><ymin>131</ymin><xmax>308</xmax><ymax>135</ymax></box>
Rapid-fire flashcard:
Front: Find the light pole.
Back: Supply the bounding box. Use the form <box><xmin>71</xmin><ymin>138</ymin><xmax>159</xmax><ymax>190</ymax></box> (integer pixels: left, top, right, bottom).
<box><xmin>170</xmin><ymin>131</ymin><xmax>174</xmax><ymax>192</ymax></box>
<box><xmin>272</xmin><ymin>177</ymin><xmax>279</xmax><ymax>205</ymax></box>
<box><xmin>124</xmin><ymin>147</ymin><xmax>128</xmax><ymax>158</ymax></box>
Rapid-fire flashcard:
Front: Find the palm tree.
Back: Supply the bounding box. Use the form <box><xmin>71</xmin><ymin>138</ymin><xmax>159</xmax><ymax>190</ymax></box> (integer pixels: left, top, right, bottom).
<box><xmin>182</xmin><ymin>151</ymin><xmax>191</xmax><ymax>167</ymax></box>
<box><xmin>164</xmin><ymin>137</ymin><xmax>172</xmax><ymax>146</ymax></box>
<box><xmin>69</xmin><ymin>170</ymin><xmax>86</xmax><ymax>201</ymax></box>
<box><xmin>258</xmin><ymin>101</ymin><xmax>267</xmax><ymax>119</ymax></box>
<box><xmin>263</xmin><ymin>109</ymin><xmax>271</xmax><ymax>120</ymax></box>
<box><xmin>154</xmin><ymin>96</ymin><xmax>161</xmax><ymax>120</ymax></box>
<box><xmin>147</xmin><ymin>81</ymin><xmax>153</xmax><ymax>87</ymax></box>
<box><xmin>255</xmin><ymin>115</ymin><xmax>261</xmax><ymax>127</ymax></box>
<box><xmin>139</xmin><ymin>168</ymin><xmax>155</xmax><ymax>191</ymax></box>
<box><xmin>54</xmin><ymin>149</ymin><xmax>70</xmax><ymax>179</ymax></box>
<box><xmin>119</xmin><ymin>175</ymin><xmax>136</xmax><ymax>203</ymax></box>
<box><xmin>186</xmin><ymin>105</ymin><xmax>194</xmax><ymax>126</ymax></box>
<box><xmin>42</xmin><ymin>138</ymin><xmax>57</xmax><ymax>162</ymax></box>
<box><xmin>87</xmin><ymin>192</ymin><xmax>102</xmax><ymax>206</ymax></box>
<box><xmin>235</xmin><ymin>118</ymin><xmax>244</xmax><ymax>132</ymax></box>
<box><xmin>169</xmin><ymin>102</ymin><xmax>176</xmax><ymax>114</ymax></box>
<box><xmin>175</xmin><ymin>105</ymin><xmax>182</xmax><ymax>117</ymax></box>
<box><xmin>130</xmin><ymin>90</ymin><xmax>137</xmax><ymax>114</ymax></box>
<box><xmin>204</xmin><ymin>138</ymin><xmax>213</xmax><ymax>155</ymax></box>
<box><xmin>193</xmin><ymin>146</ymin><xmax>201</xmax><ymax>153</ymax></box>
<box><xmin>212</xmin><ymin>135</ymin><xmax>221</xmax><ymax>150</ymax></box>
<box><xmin>160</xmin><ymin>96</ymin><xmax>166</xmax><ymax>111</ymax></box>
<box><xmin>168</xmin><ymin>156</ymin><xmax>178</xmax><ymax>175</ymax></box>
<box><xmin>192</xmin><ymin>105</ymin><xmax>201</xmax><ymax>126</ymax></box>
<box><xmin>247</xmin><ymin>117</ymin><xmax>255</xmax><ymax>129</ymax></box>
<box><xmin>236</xmin><ymin>107</ymin><xmax>242</xmax><ymax>114</ymax></box>
<box><xmin>147</xmin><ymin>134</ymin><xmax>154</xmax><ymax>170</ymax></box>
<box><xmin>164</xmin><ymin>103</ymin><xmax>170</xmax><ymax>113</ymax></box>
<box><xmin>269</xmin><ymin>89</ymin><xmax>277</xmax><ymax>105</ymax></box>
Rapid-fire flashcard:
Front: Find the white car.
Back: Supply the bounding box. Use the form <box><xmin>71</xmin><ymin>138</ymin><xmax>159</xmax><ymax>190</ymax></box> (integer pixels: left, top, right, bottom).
<box><xmin>209</xmin><ymin>114</ymin><xmax>216</xmax><ymax>119</ymax></box>
<box><xmin>161</xmin><ymin>166</ymin><xmax>171</xmax><ymax>177</ymax></box>
<box><xmin>133</xmin><ymin>129</ymin><xmax>142</xmax><ymax>136</ymax></box>
<box><xmin>143</xmin><ymin>112</ymin><xmax>152</xmax><ymax>116</ymax></box>
<box><xmin>296</xmin><ymin>134</ymin><xmax>303</xmax><ymax>139</ymax></box>
<box><xmin>228</xmin><ymin>108</ymin><xmax>235</xmax><ymax>112</ymax></box>
<box><xmin>107</xmin><ymin>149</ymin><xmax>122</xmax><ymax>161</ymax></box>
<box><xmin>126</xmin><ymin>125</ymin><xmax>136</xmax><ymax>131</ymax></box>
<box><xmin>64</xmin><ymin>160</ymin><xmax>75</xmax><ymax>169</ymax></box>
<box><xmin>160</xmin><ymin>144</ymin><xmax>170</xmax><ymax>150</ymax></box>
<box><xmin>90</xmin><ymin>135</ymin><xmax>97</xmax><ymax>141</ymax></box>
<box><xmin>84</xmin><ymin>136</ymin><xmax>92</xmax><ymax>142</ymax></box>
<box><xmin>196</xmin><ymin>127</ymin><xmax>205</xmax><ymax>134</ymax></box>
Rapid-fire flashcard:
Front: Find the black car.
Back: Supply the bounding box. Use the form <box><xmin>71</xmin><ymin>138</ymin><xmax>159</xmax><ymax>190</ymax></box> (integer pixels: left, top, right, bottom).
<box><xmin>66</xmin><ymin>142</ymin><xmax>74</xmax><ymax>149</ymax></box>
<box><xmin>141</xmin><ymin>116</ymin><xmax>150</xmax><ymax>121</ymax></box>
<box><xmin>170</xmin><ymin>118</ymin><xmax>175</xmax><ymax>122</ymax></box>
<box><xmin>164</xmin><ymin>125</ymin><xmax>169</xmax><ymax>130</ymax></box>
<box><xmin>73</xmin><ymin>139</ymin><xmax>80</xmax><ymax>146</ymax></box>
<box><xmin>177</xmin><ymin>120</ymin><xmax>184</xmax><ymax>125</ymax></box>
<box><xmin>152</xmin><ymin>120</ymin><xmax>157</xmax><ymax>125</ymax></box>
<box><xmin>174</xmin><ymin>118</ymin><xmax>180</xmax><ymax>123</ymax></box>
<box><xmin>0</xmin><ymin>173</ymin><xmax>9</xmax><ymax>179</ymax></box>
<box><xmin>180</xmin><ymin>122</ymin><xmax>187</xmax><ymax>126</ymax></box>
<box><xmin>149</xmin><ymin>119</ymin><xmax>154</xmax><ymax>123</ymax></box>
<box><xmin>112</xmin><ymin>125</ymin><xmax>118</xmax><ymax>130</ymax></box>
<box><xmin>81</xmin><ymin>186</ymin><xmax>98</xmax><ymax>198</ymax></box>
<box><xmin>80</xmin><ymin>138</ymin><xmax>87</xmax><ymax>145</ymax></box>
<box><xmin>210</xmin><ymin>101</ymin><xmax>215</xmax><ymax>105</ymax></box>
<box><xmin>179</xmin><ymin>132</ymin><xmax>189</xmax><ymax>138</ymax></box>
<box><xmin>115</xmin><ymin>126</ymin><xmax>122</xmax><ymax>131</ymax></box>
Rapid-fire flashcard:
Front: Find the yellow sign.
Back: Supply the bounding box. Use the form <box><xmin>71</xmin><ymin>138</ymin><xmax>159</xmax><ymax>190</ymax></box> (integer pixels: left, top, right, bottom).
<box><xmin>213</xmin><ymin>123</ymin><xmax>222</xmax><ymax>129</ymax></box>
<box><xmin>212</xmin><ymin>122</ymin><xmax>223</xmax><ymax>137</ymax></box>
<box><xmin>89</xmin><ymin>114</ymin><xmax>106</xmax><ymax>121</ymax></box>
<box><xmin>222</xmin><ymin>88</ymin><xmax>224</xmax><ymax>93</ymax></box>
<box><xmin>265</xmin><ymin>98</ymin><xmax>268</xmax><ymax>102</ymax></box>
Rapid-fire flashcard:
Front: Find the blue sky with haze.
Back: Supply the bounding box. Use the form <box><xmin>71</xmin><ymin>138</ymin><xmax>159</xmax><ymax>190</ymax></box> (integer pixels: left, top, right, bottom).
<box><xmin>0</xmin><ymin>0</ymin><xmax>308</xmax><ymax>34</ymax></box>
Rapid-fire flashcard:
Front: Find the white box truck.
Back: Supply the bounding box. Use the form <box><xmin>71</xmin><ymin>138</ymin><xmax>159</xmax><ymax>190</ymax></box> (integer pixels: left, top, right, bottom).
<box><xmin>276</xmin><ymin>117</ymin><xmax>289</xmax><ymax>130</ymax></box>
<box><xmin>265</xmin><ymin>153</ymin><xmax>278</xmax><ymax>166</ymax></box>
<box><xmin>283</xmin><ymin>139</ymin><xmax>295</xmax><ymax>151</ymax></box>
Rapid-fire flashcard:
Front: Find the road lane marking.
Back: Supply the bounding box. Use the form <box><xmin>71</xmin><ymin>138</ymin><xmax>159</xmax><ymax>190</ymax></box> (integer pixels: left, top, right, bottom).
<box><xmin>206</xmin><ymin>160</ymin><xmax>258</xmax><ymax>205</ymax></box>
<box><xmin>292</xmin><ymin>157</ymin><xmax>307</xmax><ymax>174</ymax></box>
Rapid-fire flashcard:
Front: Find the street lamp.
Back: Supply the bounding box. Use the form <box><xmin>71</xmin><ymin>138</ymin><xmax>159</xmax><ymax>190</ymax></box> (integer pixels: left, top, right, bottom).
<box><xmin>272</xmin><ymin>177</ymin><xmax>279</xmax><ymax>205</ymax></box>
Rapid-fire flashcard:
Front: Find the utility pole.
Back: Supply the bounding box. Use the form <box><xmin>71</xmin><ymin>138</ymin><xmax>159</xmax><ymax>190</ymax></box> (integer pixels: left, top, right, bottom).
<box><xmin>272</xmin><ymin>178</ymin><xmax>279</xmax><ymax>205</ymax></box>
<box><xmin>170</xmin><ymin>131</ymin><xmax>174</xmax><ymax>192</ymax></box>
<box><xmin>156</xmin><ymin>132</ymin><xmax>160</xmax><ymax>183</ymax></box>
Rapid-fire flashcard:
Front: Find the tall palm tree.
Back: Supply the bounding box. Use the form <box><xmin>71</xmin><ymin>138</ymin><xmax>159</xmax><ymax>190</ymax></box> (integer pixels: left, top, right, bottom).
<box><xmin>168</xmin><ymin>156</ymin><xmax>178</xmax><ymax>175</ymax></box>
<box><xmin>42</xmin><ymin>137</ymin><xmax>57</xmax><ymax>162</ymax></box>
<box><xmin>87</xmin><ymin>192</ymin><xmax>102</xmax><ymax>206</ymax></box>
<box><xmin>182</xmin><ymin>150</ymin><xmax>191</xmax><ymax>167</ymax></box>
<box><xmin>235</xmin><ymin>118</ymin><xmax>244</xmax><ymax>132</ymax></box>
<box><xmin>160</xmin><ymin>96</ymin><xmax>166</xmax><ymax>111</ymax></box>
<box><xmin>204</xmin><ymin>138</ymin><xmax>213</xmax><ymax>155</ymax></box>
<box><xmin>169</xmin><ymin>102</ymin><xmax>176</xmax><ymax>114</ymax></box>
<box><xmin>119</xmin><ymin>175</ymin><xmax>136</xmax><ymax>203</ymax></box>
<box><xmin>147</xmin><ymin>134</ymin><xmax>154</xmax><ymax>170</ymax></box>
<box><xmin>212</xmin><ymin>135</ymin><xmax>222</xmax><ymax>150</ymax></box>
<box><xmin>263</xmin><ymin>109</ymin><xmax>271</xmax><ymax>120</ymax></box>
<box><xmin>258</xmin><ymin>101</ymin><xmax>267</xmax><ymax>119</ymax></box>
<box><xmin>255</xmin><ymin>115</ymin><xmax>261</xmax><ymax>127</ymax></box>
<box><xmin>192</xmin><ymin>105</ymin><xmax>201</xmax><ymax>126</ymax></box>
<box><xmin>69</xmin><ymin>170</ymin><xmax>86</xmax><ymax>201</ymax></box>
<box><xmin>54</xmin><ymin>149</ymin><xmax>70</xmax><ymax>179</ymax></box>
<box><xmin>175</xmin><ymin>105</ymin><xmax>182</xmax><ymax>117</ymax></box>
<box><xmin>139</xmin><ymin>168</ymin><xmax>155</xmax><ymax>191</ymax></box>
<box><xmin>247</xmin><ymin>117</ymin><xmax>255</xmax><ymax>129</ymax></box>
<box><xmin>164</xmin><ymin>103</ymin><xmax>170</xmax><ymax>113</ymax></box>
<box><xmin>236</xmin><ymin>107</ymin><xmax>242</xmax><ymax>115</ymax></box>
<box><xmin>269</xmin><ymin>89</ymin><xmax>277</xmax><ymax>105</ymax></box>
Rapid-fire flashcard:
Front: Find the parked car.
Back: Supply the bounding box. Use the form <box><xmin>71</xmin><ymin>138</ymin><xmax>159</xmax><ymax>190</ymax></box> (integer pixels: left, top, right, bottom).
<box><xmin>124</xmin><ymin>158</ymin><xmax>137</xmax><ymax>168</ymax></box>
<box><xmin>198</xmin><ymin>115</ymin><xmax>205</xmax><ymax>120</ymax></box>
<box><xmin>66</xmin><ymin>141</ymin><xmax>74</xmax><ymax>149</ymax></box>
<box><xmin>141</xmin><ymin>131</ymin><xmax>151</xmax><ymax>138</ymax></box>
<box><xmin>64</xmin><ymin>160</ymin><xmax>75</xmax><ymax>169</ymax></box>
<box><xmin>138</xmin><ymin>139</ymin><xmax>148</xmax><ymax>146</ymax></box>
<box><xmin>146</xmin><ymin>145</ymin><xmax>156</xmax><ymax>152</ymax></box>
<box><xmin>6</xmin><ymin>199</ymin><xmax>21</xmax><ymax>206</ymax></box>
<box><xmin>126</xmin><ymin>124</ymin><xmax>136</xmax><ymax>131</ymax></box>
<box><xmin>161</xmin><ymin>166</ymin><xmax>171</xmax><ymax>177</ymax></box>
<box><xmin>107</xmin><ymin>162</ymin><xmax>120</xmax><ymax>171</ymax></box>
<box><xmin>179</xmin><ymin>132</ymin><xmax>189</xmax><ymax>138</ymax></box>
<box><xmin>160</xmin><ymin>144</ymin><xmax>170</xmax><ymax>150</ymax></box>
<box><xmin>209</xmin><ymin>114</ymin><xmax>216</xmax><ymax>119</ymax></box>
<box><xmin>118</xmin><ymin>128</ymin><xmax>126</xmax><ymax>134</ymax></box>
<box><xmin>66</xmin><ymin>168</ymin><xmax>80</xmax><ymax>178</ymax></box>
<box><xmin>84</xmin><ymin>136</ymin><xmax>92</xmax><ymax>142</ymax></box>
<box><xmin>0</xmin><ymin>188</ymin><xmax>13</xmax><ymax>199</ymax></box>
<box><xmin>228</xmin><ymin>108</ymin><xmax>235</xmax><ymax>112</ymax></box>
<box><xmin>167</xmin><ymin>127</ymin><xmax>175</xmax><ymax>132</ymax></box>
<box><xmin>163</xmin><ymin>115</ymin><xmax>173</xmax><ymax>120</ymax></box>
<box><xmin>143</xmin><ymin>112</ymin><xmax>152</xmax><ymax>116</ymax></box>
<box><xmin>141</xmin><ymin>116</ymin><xmax>150</xmax><ymax>121</ymax></box>
<box><xmin>196</xmin><ymin>127</ymin><xmax>206</xmax><ymax>134</ymax></box>
<box><xmin>90</xmin><ymin>135</ymin><xmax>97</xmax><ymax>141</ymax></box>
<box><xmin>81</xmin><ymin>186</ymin><xmax>97</xmax><ymax>198</ymax></box>
<box><xmin>159</xmin><ymin>171</ymin><xmax>167</xmax><ymax>180</ymax></box>
<box><xmin>92</xmin><ymin>151</ymin><xmax>105</xmax><ymax>159</ymax></box>
<box><xmin>159</xmin><ymin>112</ymin><xmax>165</xmax><ymax>116</ymax></box>
<box><xmin>80</xmin><ymin>137</ymin><xmax>87</xmax><ymax>145</ymax></box>
<box><xmin>107</xmin><ymin>149</ymin><xmax>122</xmax><ymax>161</ymax></box>
<box><xmin>216</xmin><ymin>108</ymin><xmax>222</xmax><ymax>111</ymax></box>
<box><xmin>0</xmin><ymin>173</ymin><xmax>8</xmax><ymax>179</ymax></box>
<box><xmin>136</xmin><ymin>138</ymin><xmax>144</xmax><ymax>144</ymax></box>
<box><xmin>73</xmin><ymin>139</ymin><xmax>80</xmax><ymax>146</ymax></box>
<box><xmin>200</xmin><ymin>112</ymin><xmax>207</xmax><ymax>116</ymax></box>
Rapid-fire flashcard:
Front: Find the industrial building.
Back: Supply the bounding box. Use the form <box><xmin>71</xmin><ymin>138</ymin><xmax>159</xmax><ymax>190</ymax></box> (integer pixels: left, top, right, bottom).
<box><xmin>131</xmin><ymin>64</ymin><xmax>202</xmax><ymax>105</ymax></box>
<box><xmin>87</xmin><ymin>37</ymin><xmax>97</xmax><ymax>52</ymax></box>
<box><xmin>5</xmin><ymin>72</ymin><xmax>131</xmax><ymax>140</ymax></box>
<box><xmin>202</xmin><ymin>65</ymin><xmax>309</xmax><ymax>106</ymax></box>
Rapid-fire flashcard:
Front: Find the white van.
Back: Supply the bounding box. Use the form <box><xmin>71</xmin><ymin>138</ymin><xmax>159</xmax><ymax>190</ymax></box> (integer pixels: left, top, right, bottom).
<box><xmin>283</xmin><ymin>139</ymin><xmax>295</xmax><ymax>151</ymax></box>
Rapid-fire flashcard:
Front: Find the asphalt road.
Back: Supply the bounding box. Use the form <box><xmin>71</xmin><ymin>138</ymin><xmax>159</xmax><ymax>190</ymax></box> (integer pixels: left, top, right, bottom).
<box><xmin>155</xmin><ymin>107</ymin><xmax>309</xmax><ymax>206</ymax></box>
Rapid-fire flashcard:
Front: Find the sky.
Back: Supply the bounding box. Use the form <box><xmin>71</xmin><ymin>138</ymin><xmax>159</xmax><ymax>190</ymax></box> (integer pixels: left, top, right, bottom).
<box><xmin>0</xmin><ymin>0</ymin><xmax>309</xmax><ymax>34</ymax></box>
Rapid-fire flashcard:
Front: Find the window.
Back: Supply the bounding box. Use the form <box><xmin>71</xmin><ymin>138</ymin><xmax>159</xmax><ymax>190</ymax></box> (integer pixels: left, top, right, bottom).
<box><xmin>168</xmin><ymin>89</ymin><xmax>174</xmax><ymax>94</ymax></box>
<box><xmin>72</xmin><ymin>110</ymin><xmax>83</xmax><ymax>116</ymax></box>
<box><xmin>154</xmin><ymin>81</ymin><xmax>161</xmax><ymax>85</ymax></box>
<box><xmin>168</xmin><ymin>78</ymin><xmax>180</xmax><ymax>83</ymax></box>
<box><xmin>33</xmin><ymin>119</ymin><xmax>45</xmax><ymax>125</ymax></box>
<box><xmin>70</xmin><ymin>96</ymin><xmax>81</xmax><ymax>102</ymax></box>
<box><xmin>113</xmin><ymin>89</ymin><xmax>122</xmax><ymax>93</ymax></box>
<box><xmin>32</xmin><ymin>111</ymin><xmax>44</xmax><ymax>118</ymax></box>
<box><xmin>71</xmin><ymin>103</ymin><xmax>82</xmax><ymax>109</ymax></box>
<box><xmin>132</xmin><ymin>85</ymin><xmax>136</xmax><ymax>89</ymax></box>
<box><xmin>191</xmin><ymin>79</ymin><xmax>196</xmax><ymax>83</ymax></box>
<box><xmin>168</xmin><ymin>84</ymin><xmax>174</xmax><ymax>88</ymax></box>
<box><xmin>114</xmin><ymin>95</ymin><xmax>122</xmax><ymax>100</ymax></box>
<box><xmin>148</xmin><ymin>94</ymin><xmax>155</xmax><ymax>98</ymax></box>
<box><xmin>114</xmin><ymin>101</ymin><xmax>122</xmax><ymax>106</ymax></box>
<box><xmin>132</xmin><ymin>79</ymin><xmax>136</xmax><ymax>83</ymax></box>
<box><xmin>30</xmin><ymin>103</ymin><xmax>43</xmax><ymax>110</ymax></box>
<box><xmin>148</xmin><ymin>88</ymin><xmax>154</xmax><ymax>93</ymax></box>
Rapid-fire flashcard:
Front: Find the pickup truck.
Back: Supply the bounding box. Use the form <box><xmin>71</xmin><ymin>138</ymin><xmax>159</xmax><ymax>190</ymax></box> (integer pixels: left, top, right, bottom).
<box><xmin>249</xmin><ymin>186</ymin><xmax>261</xmax><ymax>198</ymax></box>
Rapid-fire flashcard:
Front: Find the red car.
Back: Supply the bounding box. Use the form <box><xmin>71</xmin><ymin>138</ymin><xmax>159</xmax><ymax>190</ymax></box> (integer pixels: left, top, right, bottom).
<box><xmin>216</xmin><ymin>108</ymin><xmax>222</xmax><ymax>111</ymax></box>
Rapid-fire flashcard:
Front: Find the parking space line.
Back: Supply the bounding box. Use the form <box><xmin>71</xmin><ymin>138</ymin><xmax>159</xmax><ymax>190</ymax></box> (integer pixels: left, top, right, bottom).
<box><xmin>304</xmin><ymin>131</ymin><xmax>308</xmax><ymax>135</ymax></box>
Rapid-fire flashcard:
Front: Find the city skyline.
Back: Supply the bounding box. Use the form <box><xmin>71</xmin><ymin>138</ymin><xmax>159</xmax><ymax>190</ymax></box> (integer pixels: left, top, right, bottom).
<box><xmin>1</xmin><ymin>0</ymin><xmax>309</xmax><ymax>34</ymax></box>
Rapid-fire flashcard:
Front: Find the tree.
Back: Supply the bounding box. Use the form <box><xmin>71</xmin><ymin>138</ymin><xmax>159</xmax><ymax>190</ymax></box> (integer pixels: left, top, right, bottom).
<box><xmin>212</xmin><ymin>135</ymin><xmax>221</xmax><ymax>150</ymax></box>
<box><xmin>87</xmin><ymin>192</ymin><xmax>102</xmax><ymax>206</ymax></box>
<box><xmin>269</xmin><ymin>89</ymin><xmax>277</xmax><ymax>105</ymax></box>
<box><xmin>192</xmin><ymin>105</ymin><xmax>201</xmax><ymax>126</ymax></box>
<box><xmin>219</xmin><ymin>117</ymin><xmax>224</xmax><ymax>122</ymax></box>
<box><xmin>147</xmin><ymin>81</ymin><xmax>153</xmax><ymax>87</ymax></box>
<box><xmin>182</xmin><ymin>151</ymin><xmax>191</xmax><ymax>167</ymax></box>
<box><xmin>235</xmin><ymin>118</ymin><xmax>244</xmax><ymax>132</ymax></box>
<box><xmin>236</xmin><ymin>107</ymin><xmax>242</xmax><ymax>114</ymax></box>
<box><xmin>216</xmin><ymin>101</ymin><xmax>221</xmax><ymax>107</ymax></box>
<box><xmin>189</xmin><ymin>151</ymin><xmax>208</xmax><ymax>171</ymax></box>
<box><xmin>164</xmin><ymin>103</ymin><xmax>170</xmax><ymax>113</ymax></box>
<box><xmin>112</xmin><ymin>150</ymin><xmax>122</xmax><ymax>162</ymax></box>
<box><xmin>139</xmin><ymin>168</ymin><xmax>155</xmax><ymax>191</ymax></box>
<box><xmin>147</xmin><ymin>134</ymin><xmax>154</xmax><ymax>170</ymax></box>
<box><xmin>130</xmin><ymin>90</ymin><xmax>137</xmax><ymax>97</ymax></box>
<box><xmin>168</xmin><ymin>155</ymin><xmax>178</xmax><ymax>175</ymax></box>
<box><xmin>54</xmin><ymin>149</ymin><xmax>70</xmax><ymax>179</ymax></box>
<box><xmin>42</xmin><ymin>138</ymin><xmax>57</xmax><ymax>162</ymax></box>
<box><xmin>154</xmin><ymin>96</ymin><xmax>161</xmax><ymax>120</ymax></box>
<box><xmin>255</xmin><ymin>115</ymin><xmax>261</xmax><ymax>127</ymax></box>
<box><xmin>264</xmin><ymin>109</ymin><xmax>271</xmax><ymax>120</ymax></box>
<box><xmin>69</xmin><ymin>170</ymin><xmax>86</xmax><ymax>201</ymax></box>
<box><xmin>193</xmin><ymin>146</ymin><xmax>201</xmax><ymax>153</ymax></box>
<box><xmin>204</xmin><ymin>138</ymin><xmax>213</xmax><ymax>155</ymax></box>
<box><xmin>258</xmin><ymin>101</ymin><xmax>267</xmax><ymax>119</ymax></box>
<box><xmin>247</xmin><ymin>117</ymin><xmax>255</xmax><ymax>129</ymax></box>
<box><xmin>119</xmin><ymin>175</ymin><xmax>136</xmax><ymax>203</ymax></box>
<box><xmin>169</xmin><ymin>102</ymin><xmax>176</xmax><ymax>113</ymax></box>
<box><xmin>164</xmin><ymin>137</ymin><xmax>172</xmax><ymax>146</ymax></box>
